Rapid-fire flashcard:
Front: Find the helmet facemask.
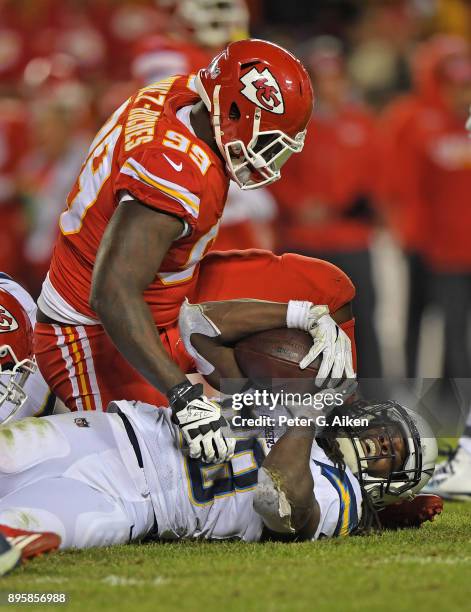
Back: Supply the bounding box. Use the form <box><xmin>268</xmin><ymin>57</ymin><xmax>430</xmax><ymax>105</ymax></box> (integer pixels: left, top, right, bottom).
<box><xmin>0</xmin><ymin>344</ymin><xmax>36</xmax><ymax>424</ymax></box>
<box><xmin>336</xmin><ymin>401</ymin><xmax>437</xmax><ymax>507</ymax></box>
<box><xmin>206</xmin><ymin>85</ymin><xmax>306</xmax><ymax>189</ymax></box>
<box><xmin>224</xmin><ymin>121</ymin><xmax>306</xmax><ymax>189</ymax></box>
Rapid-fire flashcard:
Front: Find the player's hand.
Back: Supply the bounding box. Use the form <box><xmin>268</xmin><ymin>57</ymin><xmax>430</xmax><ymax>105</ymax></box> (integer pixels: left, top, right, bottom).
<box><xmin>301</xmin><ymin>311</ymin><xmax>355</xmax><ymax>386</ymax></box>
<box><xmin>286</xmin><ymin>301</ymin><xmax>355</xmax><ymax>387</ymax></box>
<box><xmin>466</xmin><ymin>105</ymin><xmax>471</xmax><ymax>136</ymax></box>
<box><xmin>168</xmin><ymin>382</ymin><xmax>235</xmax><ymax>464</ymax></box>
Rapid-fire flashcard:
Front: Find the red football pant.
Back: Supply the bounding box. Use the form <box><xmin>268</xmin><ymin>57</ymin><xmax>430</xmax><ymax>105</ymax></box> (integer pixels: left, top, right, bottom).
<box><xmin>33</xmin><ymin>321</ymin><xmax>191</xmax><ymax>411</ymax></box>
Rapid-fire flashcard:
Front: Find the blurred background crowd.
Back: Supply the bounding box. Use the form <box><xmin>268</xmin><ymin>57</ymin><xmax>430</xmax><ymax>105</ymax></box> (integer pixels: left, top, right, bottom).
<box><xmin>0</xmin><ymin>0</ymin><xmax>470</xmax><ymax>383</ymax></box>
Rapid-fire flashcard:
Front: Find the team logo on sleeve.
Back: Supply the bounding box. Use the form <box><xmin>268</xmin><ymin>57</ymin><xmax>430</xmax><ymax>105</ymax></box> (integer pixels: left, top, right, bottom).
<box><xmin>0</xmin><ymin>305</ymin><xmax>18</xmax><ymax>333</ymax></box>
<box><xmin>74</xmin><ymin>417</ymin><xmax>90</xmax><ymax>428</ymax></box>
<box><xmin>240</xmin><ymin>68</ymin><xmax>284</xmax><ymax>114</ymax></box>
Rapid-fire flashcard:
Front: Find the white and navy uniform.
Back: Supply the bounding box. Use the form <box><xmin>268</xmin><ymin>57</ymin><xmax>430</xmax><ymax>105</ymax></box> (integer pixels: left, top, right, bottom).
<box><xmin>0</xmin><ymin>273</ymin><xmax>55</xmax><ymax>423</ymax></box>
<box><xmin>0</xmin><ymin>401</ymin><xmax>362</xmax><ymax>548</ymax></box>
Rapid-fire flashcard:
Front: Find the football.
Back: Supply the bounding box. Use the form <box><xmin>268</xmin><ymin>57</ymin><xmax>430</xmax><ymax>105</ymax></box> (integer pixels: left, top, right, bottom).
<box><xmin>234</xmin><ymin>328</ymin><xmax>321</xmax><ymax>392</ymax></box>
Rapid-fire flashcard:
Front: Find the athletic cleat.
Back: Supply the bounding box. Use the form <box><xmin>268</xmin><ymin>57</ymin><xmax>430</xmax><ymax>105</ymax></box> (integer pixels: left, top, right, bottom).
<box><xmin>0</xmin><ymin>533</ymin><xmax>21</xmax><ymax>576</ymax></box>
<box><xmin>0</xmin><ymin>525</ymin><xmax>61</xmax><ymax>561</ymax></box>
<box><xmin>378</xmin><ymin>494</ymin><xmax>443</xmax><ymax>529</ymax></box>
<box><xmin>423</xmin><ymin>446</ymin><xmax>471</xmax><ymax>501</ymax></box>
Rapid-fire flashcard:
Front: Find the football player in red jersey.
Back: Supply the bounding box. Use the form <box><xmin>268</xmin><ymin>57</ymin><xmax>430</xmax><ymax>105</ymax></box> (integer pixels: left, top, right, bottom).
<box><xmin>33</xmin><ymin>39</ymin><xmax>355</xmax><ymax>464</ymax></box>
<box><xmin>131</xmin><ymin>0</ymin><xmax>249</xmax><ymax>85</ymax></box>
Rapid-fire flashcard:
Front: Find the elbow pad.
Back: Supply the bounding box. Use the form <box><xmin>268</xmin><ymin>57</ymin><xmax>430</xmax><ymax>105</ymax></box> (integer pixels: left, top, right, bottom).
<box><xmin>178</xmin><ymin>299</ymin><xmax>221</xmax><ymax>375</ymax></box>
<box><xmin>253</xmin><ymin>467</ymin><xmax>295</xmax><ymax>534</ymax></box>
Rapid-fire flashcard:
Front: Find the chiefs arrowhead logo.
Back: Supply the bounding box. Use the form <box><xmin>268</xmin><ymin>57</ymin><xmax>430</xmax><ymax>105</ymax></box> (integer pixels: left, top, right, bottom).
<box><xmin>240</xmin><ymin>67</ymin><xmax>284</xmax><ymax>114</ymax></box>
<box><xmin>0</xmin><ymin>305</ymin><xmax>18</xmax><ymax>333</ymax></box>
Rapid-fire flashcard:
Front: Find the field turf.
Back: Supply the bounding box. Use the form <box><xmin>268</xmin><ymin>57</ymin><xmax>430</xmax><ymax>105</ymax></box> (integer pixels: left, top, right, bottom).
<box><xmin>2</xmin><ymin>501</ymin><xmax>470</xmax><ymax>612</ymax></box>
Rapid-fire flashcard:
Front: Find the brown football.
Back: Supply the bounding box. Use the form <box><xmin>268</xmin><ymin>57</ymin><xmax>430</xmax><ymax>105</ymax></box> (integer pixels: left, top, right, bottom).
<box><xmin>234</xmin><ymin>328</ymin><xmax>321</xmax><ymax>393</ymax></box>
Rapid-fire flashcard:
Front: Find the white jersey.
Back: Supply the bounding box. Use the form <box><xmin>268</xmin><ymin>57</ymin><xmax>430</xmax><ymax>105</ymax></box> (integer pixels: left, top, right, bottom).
<box><xmin>111</xmin><ymin>400</ymin><xmax>363</xmax><ymax>541</ymax></box>
<box><xmin>0</xmin><ymin>273</ymin><xmax>54</xmax><ymax>423</ymax></box>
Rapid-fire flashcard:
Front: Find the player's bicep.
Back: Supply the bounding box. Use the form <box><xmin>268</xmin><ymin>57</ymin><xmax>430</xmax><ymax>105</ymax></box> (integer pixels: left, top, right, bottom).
<box><xmin>91</xmin><ymin>199</ymin><xmax>183</xmax><ymax>304</ymax></box>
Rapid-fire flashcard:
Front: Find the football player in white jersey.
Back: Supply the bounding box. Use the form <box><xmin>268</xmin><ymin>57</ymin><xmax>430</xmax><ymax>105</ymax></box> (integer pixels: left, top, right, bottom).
<box><xmin>0</xmin><ymin>273</ymin><xmax>60</xmax><ymax>424</ymax></box>
<box><xmin>0</xmin><ymin>298</ymin><xmax>439</xmax><ymax>565</ymax></box>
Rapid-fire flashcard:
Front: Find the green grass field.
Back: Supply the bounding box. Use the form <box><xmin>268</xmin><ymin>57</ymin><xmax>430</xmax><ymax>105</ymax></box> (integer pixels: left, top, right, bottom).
<box><xmin>2</xmin><ymin>501</ymin><xmax>470</xmax><ymax>612</ymax></box>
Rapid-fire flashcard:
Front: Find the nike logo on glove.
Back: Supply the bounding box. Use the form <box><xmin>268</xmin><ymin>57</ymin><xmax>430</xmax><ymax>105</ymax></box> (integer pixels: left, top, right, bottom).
<box><xmin>163</xmin><ymin>154</ymin><xmax>183</xmax><ymax>172</ymax></box>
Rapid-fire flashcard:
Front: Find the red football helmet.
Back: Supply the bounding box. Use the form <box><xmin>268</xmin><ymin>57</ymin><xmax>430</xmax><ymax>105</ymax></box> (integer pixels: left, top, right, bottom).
<box><xmin>0</xmin><ymin>288</ymin><xmax>36</xmax><ymax>423</ymax></box>
<box><xmin>195</xmin><ymin>38</ymin><xmax>314</xmax><ymax>189</ymax></box>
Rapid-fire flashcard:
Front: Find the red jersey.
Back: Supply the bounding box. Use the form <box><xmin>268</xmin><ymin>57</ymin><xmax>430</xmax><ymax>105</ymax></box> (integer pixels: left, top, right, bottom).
<box><xmin>407</xmin><ymin>105</ymin><xmax>471</xmax><ymax>271</ymax></box>
<box><xmin>40</xmin><ymin>75</ymin><xmax>229</xmax><ymax>327</ymax></box>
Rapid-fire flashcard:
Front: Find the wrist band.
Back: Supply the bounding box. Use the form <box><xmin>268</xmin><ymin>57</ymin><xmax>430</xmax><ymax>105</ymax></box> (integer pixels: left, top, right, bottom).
<box><xmin>167</xmin><ymin>381</ymin><xmax>203</xmax><ymax>412</ymax></box>
<box><xmin>286</xmin><ymin>300</ymin><xmax>313</xmax><ymax>331</ymax></box>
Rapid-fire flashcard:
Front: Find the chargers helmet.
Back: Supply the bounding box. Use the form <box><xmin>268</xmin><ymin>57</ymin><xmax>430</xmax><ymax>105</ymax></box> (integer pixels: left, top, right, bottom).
<box><xmin>336</xmin><ymin>400</ymin><xmax>438</xmax><ymax>507</ymax></box>
<box><xmin>195</xmin><ymin>38</ymin><xmax>314</xmax><ymax>189</ymax></box>
<box><xmin>0</xmin><ymin>288</ymin><xmax>36</xmax><ymax>424</ymax></box>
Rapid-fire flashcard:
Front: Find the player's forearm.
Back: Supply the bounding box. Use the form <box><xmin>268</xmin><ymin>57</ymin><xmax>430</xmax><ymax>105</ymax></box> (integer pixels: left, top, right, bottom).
<box><xmin>95</xmin><ymin>291</ymin><xmax>186</xmax><ymax>393</ymax></box>
<box><xmin>262</xmin><ymin>426</ymin><xmax>318</xmax><ymax>534</ymax></box>
<box><xmin>90</xmin><ymin>201</ymin><xmax>188</xmax><ymax>394</ymax></box>
<box><xmin>199</xmin><ymin>300</ymin><xmax>288</xmax><ymax>343</ymax></box>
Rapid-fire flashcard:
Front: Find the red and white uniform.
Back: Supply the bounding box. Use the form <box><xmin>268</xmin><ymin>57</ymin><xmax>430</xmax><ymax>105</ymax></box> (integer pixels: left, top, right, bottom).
<box><xmin>34</xmin><ymin>75</ymin><xmax>228</xmax><ymax>411</ymax></box>
<box><xmin>38</xmin><ymin>76</ymin><xmax>228</xmax><ymax>328</ymax></box>
<box><xmin>34</xmin><ymin>78</ymin><xmax>354</xmax><ymax>413</ymax></box>
<box><xmin>0</xmin><ymin>273</ymin><xmax>54</xmax><ymax>423</ymax></box>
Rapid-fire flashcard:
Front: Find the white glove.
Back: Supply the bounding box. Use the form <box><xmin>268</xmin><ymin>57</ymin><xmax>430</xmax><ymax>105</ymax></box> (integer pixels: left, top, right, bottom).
<box><xmin>169</xmin><ymin>383</ymin><xmax>236</xmax><ymax>464</ymax></box>
<box><xmin>287</xmin><ymin>301</ymin><xmax>356</xmax><ymax>387</ymax></box>
<box><xmin>466</xmin><ymin>105</ymin><xmax>471</xmax><ymax>136</ymax></box>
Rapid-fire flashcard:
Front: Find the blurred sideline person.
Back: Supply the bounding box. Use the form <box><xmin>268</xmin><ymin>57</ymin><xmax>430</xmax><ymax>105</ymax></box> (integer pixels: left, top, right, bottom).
<box><xmin>424</xmin><ymin>69</ymin><xmax>471</xmax><ymax>500</ymax></box>
<box><xmin>131</xmin><ymin>0</ymin><xmax>277</xmax><ymax>251</ymax></box>
<box><xmin>0</xmin><ymin>273</ymin><xmax>59</xmax><ymax>425</ymax></box>
<box><xmin>269</xmin><ymin>37</ymin><xmax>382</xmax><ymax>380</ymax></box>
<box><xmin>378</xmin><ymin>35</ymin><xmax>471</xmax><ymax>379</ymax></box>
<box><xmin>19</xmin><ymin>59</ymin><xmax>92</xmax><ymax>299</ymax></box>
<box><xmin>0</xmin><ymin>98</ymin><xmax>29</xmax><ymax>285</ymax></box>
<box><xmin>33</xmin><ymin>40</ymin><xmax>333</xmax><ymax>466</ymax></box>
<box><xmin>0</xmin><ymin>298</ymin><xmax>438</xmax><ymax>561</ymax></box>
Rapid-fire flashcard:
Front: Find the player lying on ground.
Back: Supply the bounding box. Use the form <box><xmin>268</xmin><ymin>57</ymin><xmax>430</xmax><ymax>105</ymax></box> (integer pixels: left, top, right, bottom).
<box><xmin>0</xmin><ymin>389</ymin><xmax>439</xmax><ymax>563</ymax></box>
<box><xmin>0</xmin><ymin>298</ymin><xmax>440</xmax><ymax>567</ymax></box>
